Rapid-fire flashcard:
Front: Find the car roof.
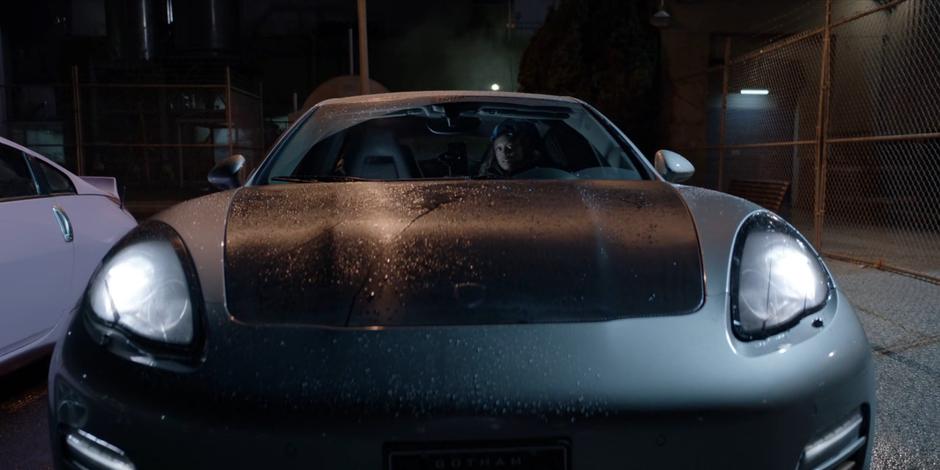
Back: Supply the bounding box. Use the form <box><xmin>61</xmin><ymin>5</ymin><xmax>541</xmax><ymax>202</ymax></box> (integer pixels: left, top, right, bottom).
<box><xmin>316</xmin><ymin>90</ymin><xmax>583</xmax><ymax>108</ymax></box>
<box><xmin>0</xmin><ymin>135</ymin><xmax>58</xmax><ymax>165</ymax></box>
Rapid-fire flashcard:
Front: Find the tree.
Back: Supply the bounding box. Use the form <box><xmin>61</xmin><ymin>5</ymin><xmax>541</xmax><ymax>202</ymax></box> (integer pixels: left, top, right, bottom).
<box><xmin>518</xmin><ymin>0</ymin><xmax>660</xmax><ymax>155</ymax></box>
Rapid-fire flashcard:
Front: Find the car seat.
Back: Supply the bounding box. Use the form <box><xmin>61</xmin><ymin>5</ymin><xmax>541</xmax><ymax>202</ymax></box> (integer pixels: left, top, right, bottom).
<box><xmin>344</xmin><ymin>128</ymin><xmax>417</xmax><ymax>180</ymax></box>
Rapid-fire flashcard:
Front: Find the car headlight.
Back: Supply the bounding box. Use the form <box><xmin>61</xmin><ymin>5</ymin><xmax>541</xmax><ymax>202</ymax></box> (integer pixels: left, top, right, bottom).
<box><xmin>731</xmin><ymin>212</ymin><xmax>831</xmax><ymax>340</ymax></box>
<box><xmin>87</xmin><ymin>223</ymin><xmax>197</xmax><ymax>346</ymax></box>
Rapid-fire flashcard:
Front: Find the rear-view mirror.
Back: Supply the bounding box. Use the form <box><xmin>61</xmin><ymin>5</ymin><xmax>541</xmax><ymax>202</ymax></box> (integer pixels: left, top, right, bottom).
<box><xmin>426</xmin><ymin>117</ymin><xmax>481</xmax><ymax>135</ymax></box>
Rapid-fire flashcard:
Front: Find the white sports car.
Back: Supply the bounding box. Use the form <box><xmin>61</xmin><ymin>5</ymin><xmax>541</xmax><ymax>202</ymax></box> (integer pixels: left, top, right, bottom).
<box><xmin>0</xmin><ymin>136</ymin><xmax>136</xmax><ymax>374</ymax></box>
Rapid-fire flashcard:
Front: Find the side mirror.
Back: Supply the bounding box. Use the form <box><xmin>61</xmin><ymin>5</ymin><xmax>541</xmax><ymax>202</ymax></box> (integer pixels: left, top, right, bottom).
<box><xmin>654</xmin><ymin>149</ymin><xmax>695</xmax><ymax>183</ymax></box>
<box><xmin>208</xmin><ymin>154</ymin><xmax>246</xmax><ymax>190</ymax></box>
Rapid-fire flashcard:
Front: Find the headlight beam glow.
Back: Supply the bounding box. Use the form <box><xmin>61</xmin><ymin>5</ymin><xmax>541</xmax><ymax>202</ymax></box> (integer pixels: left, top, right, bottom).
<box><xmin>89</xmin><ymin>240</ymin><xmax>194</xmax><ymax>345</ymax></box>
<box><xmin>733</xmin><ymin>215</ymin><xmax>829</xmax><ymax>340</ymax></box>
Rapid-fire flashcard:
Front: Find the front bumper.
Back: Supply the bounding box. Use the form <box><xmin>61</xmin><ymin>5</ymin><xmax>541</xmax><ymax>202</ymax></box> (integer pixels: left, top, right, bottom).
<box><xmin>48</xmin><ymin>292</ymin><xmax>875</xmax><ymax>469</ymax></box>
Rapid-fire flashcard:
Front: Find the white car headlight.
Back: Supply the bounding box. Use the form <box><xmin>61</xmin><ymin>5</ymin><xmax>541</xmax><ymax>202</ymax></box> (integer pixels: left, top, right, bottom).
<box><xmin>88</xmin><ymin>239</ymin><xmax>194</xmax><ymax>345</ymax></box>
<box><xmin>731</xmin><ymin>212</ymin><xmax>831</xmax><ymax>340</ymax></box>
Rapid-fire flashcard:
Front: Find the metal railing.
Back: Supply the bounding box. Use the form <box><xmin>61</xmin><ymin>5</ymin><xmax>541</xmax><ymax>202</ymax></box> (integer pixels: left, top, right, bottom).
<box><xmin>1</xmin><ymin>66</ymin><xmax>264</xmax><ymax>200</ymax></box>
<box><xmin>672</xmin><ymin>0</ymin><xmax>940</xmax><ymax>284</ymax></box>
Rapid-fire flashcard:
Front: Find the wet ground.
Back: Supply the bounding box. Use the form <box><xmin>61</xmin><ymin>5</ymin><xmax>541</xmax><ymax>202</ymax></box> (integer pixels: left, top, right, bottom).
<box><xmin>0</xmin><ymin>357</ymin><xmax>51</xmax><ymax>469</ymax></box>
<box><xmin>828</xmin><ymin>260</ymin><xmax>940</xmax><ymax>469</ymax></box>
<box><xmin>1</xmin><ymin>259</ymin><xmax>937</xmax><ymax>469</ymax></box>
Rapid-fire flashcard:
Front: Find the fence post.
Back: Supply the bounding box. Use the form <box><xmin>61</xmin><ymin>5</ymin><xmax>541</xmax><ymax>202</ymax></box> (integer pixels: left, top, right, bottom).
<box><xmin>225</xmin><ymin>66</ymin><xmax>235</xmax><ymax>159</ymax></box>
<box><xmin>259</xmin><ymin>81</ymin><xmax>265</xmax><ymax>158</ymax></box>
<box><xmin>717</xmin><ymin>37</ymin><xmax>731</xmax><ymax>192</ymax></box>
<box><xmin>357</xmin><ymin>0</ymin><xmax>370</xmax><ymax>94</ymax></box>
<box><xmin>813</xmin><ymin>0</ymin><xmax>833</xmax><ymax>247</ymax></box>
<box><xmin>71</xmin><ymin>66</ymin><xmax>84</xmax><ymax>176</ymax></box>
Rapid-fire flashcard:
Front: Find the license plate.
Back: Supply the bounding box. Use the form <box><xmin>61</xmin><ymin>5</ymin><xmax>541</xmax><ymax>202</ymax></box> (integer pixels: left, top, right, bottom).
<box><xmin>386</xmin><ymin>442</ymin><xmax>568</xmax><ymax>470</ymax></box>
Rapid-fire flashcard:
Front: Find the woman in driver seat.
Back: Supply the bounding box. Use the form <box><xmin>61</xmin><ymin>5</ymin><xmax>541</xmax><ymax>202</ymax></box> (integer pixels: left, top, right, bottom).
<box><xmin>478</xmin><ymin>120</ymin><xmax>546</xmax><ymax>177</ymax></box>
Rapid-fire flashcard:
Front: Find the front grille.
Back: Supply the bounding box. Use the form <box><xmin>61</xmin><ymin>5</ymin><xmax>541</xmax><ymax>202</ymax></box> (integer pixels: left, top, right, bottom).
<box><xmin>385</xmin><ymin>440</ymin><xmax>569</xmax><ymax>470</ymax></box>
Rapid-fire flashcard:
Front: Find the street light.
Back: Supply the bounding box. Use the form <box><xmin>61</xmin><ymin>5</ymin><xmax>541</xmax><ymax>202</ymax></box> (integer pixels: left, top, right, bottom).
<box><xmin>651</xmin><ymin>0</ymin><xmax>671</xmax><ymax>28</ymax></box>
<box><xmin>490</xmin><ymin>83</ymin><xmax>501</xmax><ymax>91</ymax></box>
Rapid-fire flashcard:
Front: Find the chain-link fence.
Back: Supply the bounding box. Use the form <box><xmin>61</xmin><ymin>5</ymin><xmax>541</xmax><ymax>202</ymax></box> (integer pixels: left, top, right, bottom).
<box><xmin>674</xmin><ymin>0</ymin><xmax>940</xmax><ymax>284</ymax></box>
<box><xmin>1</xmin><ymin>66</ymin><xmax>263</xmax><ymax>210</ymax></box>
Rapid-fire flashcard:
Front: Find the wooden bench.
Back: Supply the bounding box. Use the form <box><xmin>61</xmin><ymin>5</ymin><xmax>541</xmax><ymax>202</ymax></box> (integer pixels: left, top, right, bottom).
<box><xmin>727</xmin><ymin>179</ymin><xmax>791</xmax><ymax>213</ymax></box>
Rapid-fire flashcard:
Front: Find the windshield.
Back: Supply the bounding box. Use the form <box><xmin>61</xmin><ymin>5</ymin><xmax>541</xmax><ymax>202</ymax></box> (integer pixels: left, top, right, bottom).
<box><xmin>254</xmin><ymin>99</ymin><xmax>648</xmax><ymax>184</ymax></box>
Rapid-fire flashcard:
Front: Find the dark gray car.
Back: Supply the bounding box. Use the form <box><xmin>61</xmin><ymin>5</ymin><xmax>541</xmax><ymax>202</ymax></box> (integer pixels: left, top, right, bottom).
<box><xmin>48</xmin><ymin>91</ymin><xmax>874</xmax><ymax>470</ymax></box>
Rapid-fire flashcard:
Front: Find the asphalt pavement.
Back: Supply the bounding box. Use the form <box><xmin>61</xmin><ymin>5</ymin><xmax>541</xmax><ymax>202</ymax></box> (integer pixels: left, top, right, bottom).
<box><xmin>1</xmin><ymin>259</ymin><xmax>937</xmax><ymax>469</ymax></box>
<box><xmin>0</xmin><ymin>357</ymin><xmax>51</xmax><ymax>469</ymax></box>
<box><xmin>827</xmin><ymin>260</ymin><xmax>940</xmax><ymax>469</ymax></box>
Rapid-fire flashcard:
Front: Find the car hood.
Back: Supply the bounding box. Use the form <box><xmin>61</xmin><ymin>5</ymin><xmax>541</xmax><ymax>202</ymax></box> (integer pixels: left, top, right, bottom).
<box><xmin>224</xmin><ymin>180</ymin><xmax>704</xmax><ymax>326</ymax></box>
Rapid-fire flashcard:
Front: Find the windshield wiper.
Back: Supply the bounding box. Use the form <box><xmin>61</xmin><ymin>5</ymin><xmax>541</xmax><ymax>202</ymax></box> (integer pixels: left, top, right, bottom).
<box><xmin>271</xmin><ymin>175</ymin><xmax>368</xmax><ymax>183</ymax></box>
<box><xmin>469</xmin><ymin>174</ymin><xmax>511</xmax><ymax>180</ymax></box>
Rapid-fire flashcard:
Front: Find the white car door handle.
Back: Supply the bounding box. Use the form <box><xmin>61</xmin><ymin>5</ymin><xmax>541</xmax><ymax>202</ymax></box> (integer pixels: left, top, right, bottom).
<box><xmin>52</xmin><ymin>205</ymin><xmax>74</xmax><ymax>243</ymax></box>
